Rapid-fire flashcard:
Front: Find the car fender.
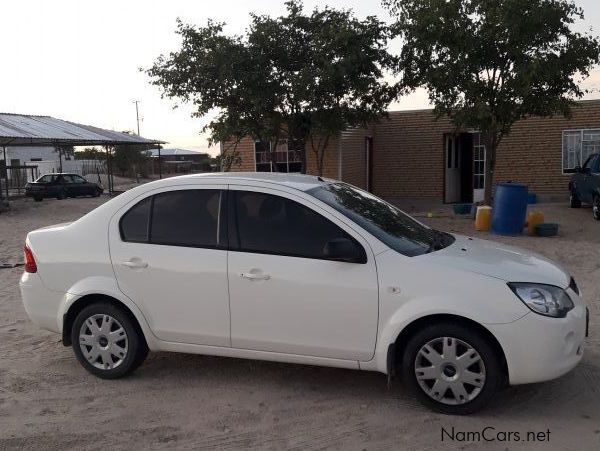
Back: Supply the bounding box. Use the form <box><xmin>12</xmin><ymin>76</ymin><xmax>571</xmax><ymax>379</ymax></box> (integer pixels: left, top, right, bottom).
<box><xmin>369</xmin><ymin>293</ymin><xmax>528</xmax><ymax>373</ymax></box>
<box><xmin>61</xmin><ymin>276</ymin><xmax>160</xmax><ymax>350</ymax></box>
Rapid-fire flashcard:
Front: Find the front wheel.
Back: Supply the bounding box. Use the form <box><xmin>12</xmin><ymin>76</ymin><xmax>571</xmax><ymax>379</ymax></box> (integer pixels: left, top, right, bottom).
<box><xmin>71</xmin><ymin>302</ymin><xmax>148</xmax><ymax>379</ymax></box>
<box><xmin>401</xmin><ymin>323</ymin><xmax>501</xmax><ymax>415</ymax></box>
<box><xmin>593</xmin><ymin>195</ymin><xmax>600</xmax><ymax>221</ymax></box>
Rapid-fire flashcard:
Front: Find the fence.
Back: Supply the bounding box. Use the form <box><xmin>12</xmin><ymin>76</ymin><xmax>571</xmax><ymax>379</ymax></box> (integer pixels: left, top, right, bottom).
<box><xmin>0</xmin><ymin>165</ymin><xmax>39</xmax><ymax>196</ymax></box>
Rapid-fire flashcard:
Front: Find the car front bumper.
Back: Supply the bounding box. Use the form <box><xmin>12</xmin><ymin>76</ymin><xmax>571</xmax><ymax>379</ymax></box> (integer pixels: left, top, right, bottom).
<box><xmin>487</xmin><ymin>289</ymin><xmax>587</xmax><ymax>385</ymax></box>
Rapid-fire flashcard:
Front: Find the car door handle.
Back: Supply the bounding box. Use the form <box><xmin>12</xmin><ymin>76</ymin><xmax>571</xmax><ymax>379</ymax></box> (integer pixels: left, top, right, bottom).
<box><xmin>121</xmin><ymin>259</ymin><xmax>148</xmax><ymax>269</ymax></box>
<box><xmin>240</xmin><ymin>272</ymin><xmax>270</xmax><ymax>281</ymax></box>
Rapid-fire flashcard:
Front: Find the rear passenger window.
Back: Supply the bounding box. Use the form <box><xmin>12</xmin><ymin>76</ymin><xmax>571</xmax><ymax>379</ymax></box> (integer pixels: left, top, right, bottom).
<box><xmin>120</xmin><ymin>197</ymin><xmax>151</xmax><ymax>242</ymax></box>
<box><xmin>150</xmin><ymin>190</ymin><xmax>221</xmax><ymax>247</ymax></box>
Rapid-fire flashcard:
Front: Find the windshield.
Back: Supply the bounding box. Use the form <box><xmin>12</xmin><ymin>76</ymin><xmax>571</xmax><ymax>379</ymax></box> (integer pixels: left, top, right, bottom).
<box><xmin>307</xmin><ymin>183</ymin><xmax>454</xmax><ymax>256</ymax></box>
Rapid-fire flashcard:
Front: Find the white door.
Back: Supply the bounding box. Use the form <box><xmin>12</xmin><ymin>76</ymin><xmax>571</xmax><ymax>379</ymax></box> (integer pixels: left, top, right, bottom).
<box><xmin>473</xmin><ymin>140</ymin><xmax>486</xmax><ymax>203</ymax></box>
<box><xmin>445</xmin><ymin>135</ymin><xmax>461</xmax><ymax>203</ymax></box>
<box><xmin>109</xmin><ymin>186</ymin><xmax>230</xmax><ymax>346</ymax></box>
<box><xmin>227</xmin><ymin>188</ymin><xmax>379</xmax><ymax>361</ymax></box>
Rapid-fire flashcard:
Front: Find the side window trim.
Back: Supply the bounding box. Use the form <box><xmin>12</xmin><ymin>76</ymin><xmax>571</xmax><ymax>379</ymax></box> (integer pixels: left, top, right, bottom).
<box><xmin>228</xmin><ymin>188</ymin><xmax>367</xmax><ymax>263</ymax></box>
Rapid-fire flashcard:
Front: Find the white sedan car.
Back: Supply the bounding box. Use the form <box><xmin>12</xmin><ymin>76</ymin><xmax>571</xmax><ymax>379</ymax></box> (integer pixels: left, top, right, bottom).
<box><xmin>20</xmin><ymin>173</ymin><xmax>588</xmax><ymax>414</ymax></box>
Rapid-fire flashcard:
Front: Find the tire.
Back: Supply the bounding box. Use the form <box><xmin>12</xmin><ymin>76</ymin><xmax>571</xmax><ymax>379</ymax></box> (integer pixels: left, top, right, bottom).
<box><xmin>33</xmin><ymin>196</ymin><xmax>43</xmax><ymax>202</ymax></box>
<box><xmin>71</xmin><ymin>302</ymin><xmax>148</xmax><ymax>379</ymax></box>
<box><xmin>570</xmin><ymin>189</ymin><xmax>581</xmax><ymax>208</ymax></box>
<box><xmin>56</xmin><ymin>190</ymin><xmax>67</xmax><ymax>200</ymax></box>
<box><xmin>93</xmin><ymin>187</ymin><xmax>102</xmax><ymax>198</ymax></box>
<box><xmin>593</xmin><ymin>195</ymin><xmax>600</xmax><ymax>221</ymax></box>
<box><xmin>401</xmin><ymin>322</ymin><xmax>501</xmax><ymax>415</ymax></box>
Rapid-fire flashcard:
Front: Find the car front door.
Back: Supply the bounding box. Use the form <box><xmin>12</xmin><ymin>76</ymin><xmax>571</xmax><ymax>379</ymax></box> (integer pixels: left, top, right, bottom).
<box><xmin>227</xmin><ymin>187</ymin><xmax>379</xmax><ymax>361</ymax></box>
<box><xmin>72</xmin><ymin>174</ymin><xmax>91</xmax><ymax>195</ymax></box>
<box><xmin>109</xmin><ymin>185</ymin><xmax>230</xmax><ymax>346</ymax></box>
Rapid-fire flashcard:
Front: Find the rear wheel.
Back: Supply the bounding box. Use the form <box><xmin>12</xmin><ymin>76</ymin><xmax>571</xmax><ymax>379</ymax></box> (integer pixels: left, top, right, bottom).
<box><xmin>71</xmin><ymin>302</ymin><xmax>148</xmax><ymax>379</ymax></box>
<box><xmin>570</xmin><ymin>189</ymin><xmax>581</xmax><ymax>208</ymax></box>
<box><xmin>401</xmin><ymin>322</ymin><xmax>501</xmax><ymax>415</ymax></box>
<box><xmin>93</xmin><ymin>187</ymin><xmax>102</xmax><ymax>197</ymax></box>
<box><xmin>593</xmin><ymin>195</ymin><xmax>600</xmax><ymax>221</ymax></box>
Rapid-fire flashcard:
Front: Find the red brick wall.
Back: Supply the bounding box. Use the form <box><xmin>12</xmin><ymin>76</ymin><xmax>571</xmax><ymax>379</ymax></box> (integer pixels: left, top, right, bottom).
<box><xmin>222</xmin><ymin>99</ymin><xmax>600</xmax><ymax>201</ymax></box>
<box><xmin>223</xmin><ymin>136</ymin><xmax>340</xmax><ymax>178</ymax></box>
<box><xmin>339</xmin><ymin>126</ymin><xmax>374</xmax><ymax>190</ymax></box>
<box><xmin>371</xmin><ymin>110</ymin><xmax>454</xmax><ymax>200</ymax></box>
<box><xmin>493</xmin><ymin>101</ymin><xmax>600</xmax><ymax>195</ymax></box>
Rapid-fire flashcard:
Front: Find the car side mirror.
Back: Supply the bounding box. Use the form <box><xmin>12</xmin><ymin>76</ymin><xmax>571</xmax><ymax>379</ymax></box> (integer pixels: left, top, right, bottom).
<box><xmin>323</xmin><ymin>238</ymin><xmax>366</xmax><ymax>264</ymax></box>
<box><xmin>574</xmin><ymin>165</ymin><xmax>582</xmax><ymax>173</ymax></box>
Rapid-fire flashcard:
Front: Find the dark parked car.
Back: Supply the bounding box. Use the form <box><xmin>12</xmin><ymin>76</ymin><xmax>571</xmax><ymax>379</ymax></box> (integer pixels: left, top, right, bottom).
<box><xmin>569</xmin><ymin>153</ymin><xmax>600</xmax><ymax>220</ymax></box>
<box><xmin>25</xmin><ymin>173</ymin><xmax>103</xmax><ymax>201</ymax></box>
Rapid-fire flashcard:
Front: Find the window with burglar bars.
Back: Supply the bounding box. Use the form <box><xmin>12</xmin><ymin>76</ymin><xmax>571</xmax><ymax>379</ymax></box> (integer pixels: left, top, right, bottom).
<box><xmin>254</xmin><ymin>140</ymin><xmax>302</xmax><ymax>173</ymax></box>
<box><xmin>473</xmin><ymin>134</ymin><xmax>486</xmax><ymax>190</ymax></box>
<box><xmin>562</xmin><ymin>129</ymin><xmax>600</xmax><ymax>173</ymax></box>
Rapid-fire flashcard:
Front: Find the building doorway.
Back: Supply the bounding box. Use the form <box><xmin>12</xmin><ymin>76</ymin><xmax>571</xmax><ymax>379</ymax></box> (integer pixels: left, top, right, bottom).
<box><xmin>444</xmin><ymin>133</ymin><xmax>474</xmax><ymax>203</ymax></box>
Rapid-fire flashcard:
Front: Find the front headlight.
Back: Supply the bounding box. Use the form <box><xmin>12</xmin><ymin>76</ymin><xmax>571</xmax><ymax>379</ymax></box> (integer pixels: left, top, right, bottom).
<box><xmin>508</xmin><ymin>282</ymin><xmax>574</xmax><ymax>318</ymax></box>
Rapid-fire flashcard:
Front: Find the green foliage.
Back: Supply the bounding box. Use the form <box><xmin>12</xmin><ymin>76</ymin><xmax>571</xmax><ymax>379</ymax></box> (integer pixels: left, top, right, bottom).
<box><xmin>74</xmin><ymin>147</ymin><xmax>106</xmax><ymax>160</ymax></box>
<box><xmin>386</xmin><ymin>0</ymin><xmax>600</xmax><ymax>203</ymax></box>
<box><xmin>112</xmin><ymin>144</ymin><xmax>152</xmax><ymax>177</ymax></box>
<box><xmin>55</xmin><ymin>145</ymin><xmax>75</xmax><ymax>160</ymax></box>
<box><xmin>146</xmin><ymin>0</ymin><xmax>396</xmax><ymax>174</ymax></box>
<box><xmin>212</xmin><ymin>150</ymin><xmax>242</xmax><ymax>172</ymax></box>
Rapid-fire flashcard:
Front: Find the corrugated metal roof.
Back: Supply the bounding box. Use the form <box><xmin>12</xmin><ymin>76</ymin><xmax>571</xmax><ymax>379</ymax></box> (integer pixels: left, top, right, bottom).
<box><xmin>0</xmin><ymin>113</ymin><xmax>165</xmax><ymax>146</ymax></box>
<box><xmin>148</xmin><ymin>148</ymin><xmax>208</xmax><ymax>157</ymax></box>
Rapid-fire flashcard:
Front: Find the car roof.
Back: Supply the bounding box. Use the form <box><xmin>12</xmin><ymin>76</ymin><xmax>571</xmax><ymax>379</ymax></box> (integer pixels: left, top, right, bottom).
<box><xmin>152</xmin><ymin>172</ymin><xmax>331</xmax><ymax>192</ymax></box>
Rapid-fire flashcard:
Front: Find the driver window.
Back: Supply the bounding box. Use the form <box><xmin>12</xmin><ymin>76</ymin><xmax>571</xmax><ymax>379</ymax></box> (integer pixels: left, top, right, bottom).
<box><xmin>232</xmin><ymin>190</ymin><xmax>360</xmax><ymax>260</ymax></box>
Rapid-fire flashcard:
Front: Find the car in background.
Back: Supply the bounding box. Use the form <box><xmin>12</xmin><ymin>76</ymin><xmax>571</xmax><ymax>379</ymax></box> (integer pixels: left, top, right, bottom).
<box><xmin>569</xmin><ymin>153</ymin><xmax>600</xmax><ymax>220</ymax></box>
<box><xmin>25</xmin><ymin>173</ymin><xmax>103</xmax><ymax>201</ymax></box>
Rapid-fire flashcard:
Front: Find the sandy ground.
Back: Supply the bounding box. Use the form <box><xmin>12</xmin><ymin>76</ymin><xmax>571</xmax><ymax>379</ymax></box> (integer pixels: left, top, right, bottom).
<box><xmin>1</xmin><ymin>196</ymin><xmax>599</xmax><ymax>450</ymax></box>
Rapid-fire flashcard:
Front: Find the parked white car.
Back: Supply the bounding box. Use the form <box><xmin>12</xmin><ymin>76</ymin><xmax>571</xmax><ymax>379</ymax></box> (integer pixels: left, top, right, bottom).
<box><xmin>20</xmin><ymin>173</ymin><xmax>588</xmax><ymax>414</ymax></box>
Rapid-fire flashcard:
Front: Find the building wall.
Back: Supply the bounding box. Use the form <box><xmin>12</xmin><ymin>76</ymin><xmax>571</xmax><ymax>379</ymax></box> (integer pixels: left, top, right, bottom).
<box><xmin>222</xmin><ymin>99</ymin><xmax>600</xmax><ymax>202</ymax></box>
<box><xmin>1</xmin><ymin>146</ymin><xmax>56</xmax><ymax>164</ymax></box>
<box><xmin>493</xmin><ymin>101</ymin><xmax>600</xmax><ymax>196</ymax></box>
<box><xmin>339</xmin><ymin>126</ymin><xmax>374</xmax><ymax>190</ymax></box>
<box><xmin>371</xmin><ymin>110</ymin><xmax>454</xmax><ymax>201</ymax></box>
<box><xmin>224</xmin><ymin>136</ymin><xmax>340</xmax><ymax>178</ymax></box>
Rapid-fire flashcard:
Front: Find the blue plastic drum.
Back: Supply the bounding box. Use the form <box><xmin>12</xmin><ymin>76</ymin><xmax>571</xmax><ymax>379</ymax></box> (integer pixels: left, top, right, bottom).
<box><xmin>491</xmin><ymin>183</ymin><xmax>528</xmax><ymax>235</ymax></box>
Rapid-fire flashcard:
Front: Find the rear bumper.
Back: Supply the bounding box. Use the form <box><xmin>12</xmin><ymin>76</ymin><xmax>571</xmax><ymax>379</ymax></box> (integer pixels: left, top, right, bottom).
<box><xmin>19</xmin><ymin>271</ymin><xmax>66</xmax><ymax>333</ymax></box>
<box><xmin>488</xmin><ymin>294</ymin><xmax>587</xmax><ymax>385</ymax></box>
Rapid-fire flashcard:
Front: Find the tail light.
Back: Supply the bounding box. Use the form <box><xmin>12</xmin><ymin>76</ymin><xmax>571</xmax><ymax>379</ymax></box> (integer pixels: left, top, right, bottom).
<box><xmin>24</xmin><ymin>245</ymin><xmax>37</xmax><ymax>273</ymax></box>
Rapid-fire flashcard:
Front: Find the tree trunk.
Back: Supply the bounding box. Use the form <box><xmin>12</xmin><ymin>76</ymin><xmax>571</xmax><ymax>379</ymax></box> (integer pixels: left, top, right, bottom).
<box><xmin>483</xmin><ymin>134</ymin><xmax>497</xmax><ymax>206</ymax></box>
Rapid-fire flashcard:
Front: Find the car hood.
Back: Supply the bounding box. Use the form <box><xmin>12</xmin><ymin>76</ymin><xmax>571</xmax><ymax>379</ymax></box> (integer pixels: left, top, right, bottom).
<box><xmin>418</xmin><ymin>234</ymin><xmax>570</xmax><ymax>287</ymax></box>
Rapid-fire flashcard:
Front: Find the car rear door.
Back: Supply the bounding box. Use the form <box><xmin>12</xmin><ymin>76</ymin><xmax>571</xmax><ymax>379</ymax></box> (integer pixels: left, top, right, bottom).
<box><xmin>109</xmin><ymin>185</ymin><xmax>231</xmax><ymax>346</ymax></box>
<box><xmin>227</xmin><ymin>186</ymin><xmax>379</xmax><ymax>361</ymax></box>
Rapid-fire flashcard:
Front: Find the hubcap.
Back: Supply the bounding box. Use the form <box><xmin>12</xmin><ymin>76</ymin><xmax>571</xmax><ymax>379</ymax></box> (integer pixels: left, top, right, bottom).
<box><xmin>415</xmin><ymin>337</ymin><xmax>486</xmax><ymax>405</ymax></box>
<box><xmin>79</xmin><ymin>314</ymin><xmax>128</xmax><ymax>370</ymax></box>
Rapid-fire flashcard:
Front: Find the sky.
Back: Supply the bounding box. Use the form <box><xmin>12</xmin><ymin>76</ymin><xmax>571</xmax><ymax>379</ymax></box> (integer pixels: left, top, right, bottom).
<box><xmin>1</xmin><ymin>0</ymin><xmax>599</xmax><ymax>156</ymax></box>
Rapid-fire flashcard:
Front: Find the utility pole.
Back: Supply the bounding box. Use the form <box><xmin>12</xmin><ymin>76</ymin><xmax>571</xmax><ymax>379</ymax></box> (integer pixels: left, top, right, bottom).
<box><xmin>133</xmin><ymin>100</ymin><xmax>141</xmax><ymax>135</ymax></box>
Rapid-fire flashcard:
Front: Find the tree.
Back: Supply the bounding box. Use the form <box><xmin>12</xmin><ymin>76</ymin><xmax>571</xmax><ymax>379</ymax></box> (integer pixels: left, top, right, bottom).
<box><xmin>386</xmin><ymin>0</ymin><xmax>600</xmax><ymax>204</ymax></box>
<box><xmin>112</xmin><ymin>144</ymin><xmax>151</xmax><ymax>177</ymax></box>
<box><xmin>146</xmin><ymin>0</ymin><xmax>396</xmax><ymax>175</ymax></box>
<box><xmin>75</xmin><ymin>147</ymin><xmax>106</xmax><ymax>160</ymax></box>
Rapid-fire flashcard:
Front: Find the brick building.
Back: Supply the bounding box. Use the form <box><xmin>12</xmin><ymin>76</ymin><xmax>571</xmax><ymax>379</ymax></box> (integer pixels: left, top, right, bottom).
<box><xmin>222</xmin><ymin>99</ymin><xmax>600</xmax><ymax>204</ymax></box>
